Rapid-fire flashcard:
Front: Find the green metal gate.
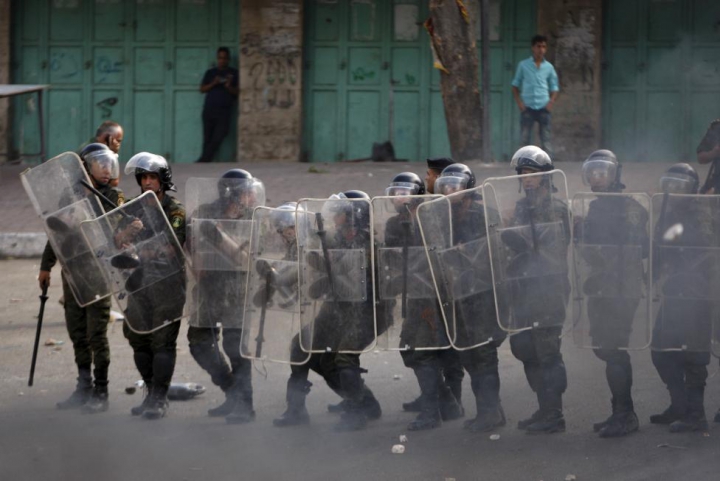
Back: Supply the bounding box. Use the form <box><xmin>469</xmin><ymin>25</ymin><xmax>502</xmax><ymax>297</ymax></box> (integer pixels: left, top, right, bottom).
<box><xmin>303</xmin><ymin>0</ymin><xmax>536</xmax><ymax>163</ymax></box>
<box><xmin>11</xmin><ymin>0</ymin><xmax>238</xmax><ymax>163</ymax></box>
<box><xmin>603</xmin><ymin>0</ymin><xmax>720</xmax><ymax>162</ymax></box>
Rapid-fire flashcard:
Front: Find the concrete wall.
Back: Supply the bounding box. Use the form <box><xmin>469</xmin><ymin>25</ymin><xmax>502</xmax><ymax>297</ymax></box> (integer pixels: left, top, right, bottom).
<box><xmin>238</xmin><ymin>0</ymin><xmax>303</xmax><ymax>162</ymax></box>
<box><xmin>0</xmin><ymin>0</ymin><xmax>10</xmax><ymax>161</ymax></box>
<box><xmin>538</xmin><ymin>0</ymin><xmax>603</xmax><ymax>162</ymax></box>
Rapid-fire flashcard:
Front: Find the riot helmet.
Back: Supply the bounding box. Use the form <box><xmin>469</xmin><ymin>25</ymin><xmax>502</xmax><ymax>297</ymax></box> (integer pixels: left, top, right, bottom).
<box><xmin>80</xmin><ymin>143</ymin><xmax>119</xmax><ymax>186</ymax></box>
<box><xmin>582</xmin><ymin>149</ymin><xmax>624</xmax><ymax>192</ymax></box>
<box><xmin>660</xmin><ymin>163</ymin><xmax>699</xmax><ymax>195</ymax></box>
<box><xmin>125</xmin><ymin>152</ymin><xmax>176</xmax><ymax>192</ymax></box>
<box><xmin>385</xmin><ymin>172</ymin><xmax>426</xmax><ymax>197</ymax></box>
<box><xmin>511</xmin><ymin>146</ymin><xmax>553</xmax><ymax>175</ymax></box>
<box><xmin>434</xmin><ymin>163</ymin><xmax>476</xmax><ymax>195</ymax></box>
<box><xmin>218</xmin><ymin>169</ymin><xmax>266</xmax><ymax>212</ymax></box>
<box><xmin>327</xmin><ymin>190</ymin><xmax>370</xmax><ymax>230</ymax></box>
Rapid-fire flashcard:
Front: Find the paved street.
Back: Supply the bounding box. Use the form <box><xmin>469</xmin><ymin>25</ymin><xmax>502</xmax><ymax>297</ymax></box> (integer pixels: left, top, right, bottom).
<box><xmin>1</xmin><ymin>160</ymin><xmax>719</xmax><ymax>481</ymax></box>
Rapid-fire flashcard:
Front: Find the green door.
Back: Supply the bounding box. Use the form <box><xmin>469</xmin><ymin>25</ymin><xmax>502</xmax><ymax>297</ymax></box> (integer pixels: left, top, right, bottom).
<box><xmin>603</xmin><ymin>0</ymin><xmax>720</xmax><ymax>162</ymax></box>
<box><xmin>11</xmin><ymin>0</ymin><xmax>238</xmax><ymax>164</ymax></box>
<box><xmin>303</xmin><ymin>0</ymin><xmax>535</xmax><ymax>162</ymax></box>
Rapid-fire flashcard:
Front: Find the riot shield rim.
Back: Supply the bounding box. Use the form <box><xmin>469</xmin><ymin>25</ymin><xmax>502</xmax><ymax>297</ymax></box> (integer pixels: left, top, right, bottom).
<box><xmin>570</xmin><ymin>191</ymin><xmax>652</xmax><ymax>350</ymax></box>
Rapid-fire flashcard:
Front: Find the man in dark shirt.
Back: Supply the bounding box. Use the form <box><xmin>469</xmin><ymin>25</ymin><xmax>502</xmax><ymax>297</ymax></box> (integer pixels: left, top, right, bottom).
<box><xmin>196</xmin><ymin>47</ymin><xmax>239</xmax><ymax>163</ymax></box>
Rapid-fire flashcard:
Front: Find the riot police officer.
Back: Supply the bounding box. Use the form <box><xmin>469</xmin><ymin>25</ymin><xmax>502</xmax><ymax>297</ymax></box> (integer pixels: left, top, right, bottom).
<box><xmin>119</xmin><ymin>152</ymin><xmax>186</xmax><ymax>420</ymax></box>
<box><xmin>506</xmin><ymin>146</ymin><xmax>570</xmax><ymax>434</ymax></box>
<box><xmin>576</xmin><ymin>150</ymin><xmax>648</xmax><ymax>437</ymax></box>
<box><xmin>650</xmin><ymin>163</ymin><xmax>714</xmax><ymax>433</ymax></box>
<box><xmin>274</xmin><ymin>191</ymin><xmax>382</xmax><ymax>431</ymax></box>
<box><xmin>186</xmin><ymin>169</ymin><xmax>265</xmax><ymax>424</ymax></box>
<box><xmin>38</xmin><ymin>144</ymin><xmax>123</xmax><ymax>414</ymax></box>
<box><xmin>434</xmin><ymin>164</ymin><xmax>508</xmax><ymax>432</ymax></box>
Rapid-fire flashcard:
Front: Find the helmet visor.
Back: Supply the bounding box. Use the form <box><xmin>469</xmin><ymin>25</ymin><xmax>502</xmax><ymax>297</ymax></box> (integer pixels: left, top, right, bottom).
<box><xmin>85</xmin><ymin>150</ymin><xmax>119</xmax><ymax>181</ymax></box>
<box><xmin>435</xmin><ymin>174</ymin><xmax>468</xmax><ymax>195</ymax></box>
<box><xmin>385</xmin><ymin>182</ymin><xmax>420</xmax><ymax>197</ymax></box>
<box><xmin>581</xmin><ymin>159</ymin><xmax>617</xmax><ymax>187</ymax></box>
<box><xmin>124</xmin><ymin>152</ymin><xmax>167</xmax><ymax>176</ymax></box>
<box><xmin>660</xmin><ymin>173</ymin><xmax>696</xmax><ymax>194</ymax></box>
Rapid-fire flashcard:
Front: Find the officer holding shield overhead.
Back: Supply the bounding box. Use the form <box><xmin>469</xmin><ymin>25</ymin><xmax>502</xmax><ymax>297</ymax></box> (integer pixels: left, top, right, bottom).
<box><xmin>572</xmin><ymin>150</ymin><xmax>649</xmax><ymax>437</ymax></box>
<box><xmin>117</xmin><ymin>152</ymin><xmax>187</xmax><ymax>420</ymax></box>
<box><xmin>484</xmin><ymin>146</ymin><xmax>571</xmax><ymax>434</ymax></box>
<box><xmin>185</xmin><ymin>169</ymin><xmax>265</xmax><ymax>425</ymax></box>
<box><xmin>36</xmin><ymin>145</ymin><xmax>123</xmax><ymax>413</ymax></box>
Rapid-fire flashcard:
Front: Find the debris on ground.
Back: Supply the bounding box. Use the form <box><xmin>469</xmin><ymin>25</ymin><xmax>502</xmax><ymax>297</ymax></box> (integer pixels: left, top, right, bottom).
<box><xmin>489</xmin><ymin>434</ymin><xmax>500</xmax><ymax>441</ymax></box>
<box><xmin>9</xmin><ymin>298</ymin><xmax>23</xmax><ymax>303</ymax></box>
<box><xmin>392</xmin><ymin>374</ymin><xmax>402</xmax><ymax>380</ymax></box>
<box><xmin>565</xmin><ymin>475</ymin><xmax>577</xmax><ymax>481</ymax></box>
<box><xmin>657</xmin><ymin>443</ymin><xmax>688</xmax><ymax>449</ymax></box>
<box><xmin>44</xmin><ymin>339</ymin><xmax>64</xmax><ymax>346</ymax></box>
<box><xmin>399</xmin><ymin>434</ymin><xmax>408</xmax><ymax>443</ymax></box>
<box><xmin>391</xmin><ymin>444</ymin><xmax>405</xmax><ymax>454</ymax></box>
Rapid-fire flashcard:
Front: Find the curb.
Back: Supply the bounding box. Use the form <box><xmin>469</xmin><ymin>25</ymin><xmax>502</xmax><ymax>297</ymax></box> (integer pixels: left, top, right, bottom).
<box><xmin>0</xmin><ymin>233</ymin><xmax>47</xmax><ymax>258</ymax></box>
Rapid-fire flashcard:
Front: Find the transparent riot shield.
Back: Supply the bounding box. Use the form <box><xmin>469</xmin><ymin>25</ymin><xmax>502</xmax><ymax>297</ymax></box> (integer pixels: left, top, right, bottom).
<box><xmin>296</xmin><ymin>198</ymin><xmax>376</xmax><ymax>354</ymax></box>
<box><xmin>185</xmin><ymin>178</ymin><xmax>256</xmax><ymax>329</ymax></box>
<box><xmin>571</xmin><ymin>192</ymin><xmax>652</xmax><ymax>350</ymax></box>
<box><xmin>240</xmin><ymin>206</ymin><xmax>310</xmax><ymax>364</ymax></box>
<box><xmin>20</xmin><ymin>152</ymin><xmax>111</xmax><ymax>306</ymax></box>
<box><xmin>416</xmin><ymin>186</ymin><xmax>500</xmax><ymax>350</ymax></box>
<box><xmin>372</xmin><ymin>195</ymin><xmax>450</xmax><ymax>351</ymax></box>
<box><xmin>482</xmin><ymin>171</ymin><xmax>572</xmax><ymax>333</ymax></box>
<box><xmin>80</xmin><ymin>191</ymin><xmax>190</xmax><ymax>334</ymax></box>
<box><xmin>650</xmin><ymin>194</ymin><xmax>720</xmax><ymax>353</ymax></box>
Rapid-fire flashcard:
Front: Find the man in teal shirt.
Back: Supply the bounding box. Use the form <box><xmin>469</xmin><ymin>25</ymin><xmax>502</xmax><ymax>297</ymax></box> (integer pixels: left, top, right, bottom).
<box><xmin>512</xmin><ymin>35</ymin><xmax>559</xmax><ymax>158</ymax></box>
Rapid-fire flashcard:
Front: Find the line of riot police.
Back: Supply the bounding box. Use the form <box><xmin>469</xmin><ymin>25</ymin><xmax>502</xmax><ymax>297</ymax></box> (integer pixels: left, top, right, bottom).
<box><xmin>22</xmin><ymin>145</ymin><xmax>720</xmax><ymax>436</ymax></box>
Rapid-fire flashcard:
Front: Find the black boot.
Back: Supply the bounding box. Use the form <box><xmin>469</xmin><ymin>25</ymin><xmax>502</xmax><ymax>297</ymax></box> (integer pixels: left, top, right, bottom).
<box><xmin>439</xmin><ymin>385</ymin><xmax>463</xmax><ymax>421</ymax></box>
<box><xmin>517</xmin><ymin>390</ymin><xmax>544</xmax><ymax>430</ymax></box>
<box><xmin>402</xmin><ymin>396</ymin><xmax>422</xmax><ymax>412</ymax></box>
<box><xmin>649</xmin><ymin>406</ymin><xmax>682</xmax><ymax>425</ymax></box>
<box><xmin>328</xmin><ymin>399</ymin><xmax>350</xmax><ymax>413</ymax></box>
<box><xmin>598</xmin><ymin>411</ymin><xmax>639</xmax><ymax>438</ymax></box>
<box><xmin>714</xmin><ymin>408</ymin><xmax>720</xmax><ymax>423</ymax></box>
<box><xmin>593</xmin><ymin>398</ymin><xmax>617</xmax><ymax>432</ymax></box>
<box><xmin>361</xmin><ymin>386</ymin><xmax>382</xmax><ymax>420</ymax></box>
<box><xmin>407</xmin><ymin>366</ymin><xmax>441</xmax><ymax>431</ymax></box>
<box><xmin>525</xmin><ymin>390</ymin><xmax>565</xmax><ymax>434</ymax></box>
<box><xmin>208</xmin><ymin>391</ymin><xmax>236</xmax><ymax>417</ymax></box>
<box><xmin>464</xmin><ymin>372</ymin><xmax>506</xmax><ymax>433</ymax></box>
<box><xmin>226</xmin><ymin>392</ymin><xmax>256</xmax><ymax>425</ymax></box>
<box><xmin>81</xmin><ymin>382</ymin><xmax>109</xmax><ymax>414</ymax></box>
<box><xmin>131</xmin><ymin>382</ymin><xmax>153</xmax><ymax>416</ymax></box>
<box><xmin>334</xmin><ymin>369</ymin><xmax>368</xmax><ymax>432</ymax></box>
<box><xmin>273</xmin><ymin>379</ymin><xmax>311</xmax><ymax>427</ymax></box>
<box><xmin>57</xmin><ymin>367</ymin><xmax>93</xmax><ymax>410</ymax></box>
<box><xmin>670</xmin><ymin>386</ymin><xmax>708</xmax><ymax>433</ymax></box>
<box><xmin>142</xmin><ymin>387</ymin><xmax>169</xmax><ymax>420</ymax></box>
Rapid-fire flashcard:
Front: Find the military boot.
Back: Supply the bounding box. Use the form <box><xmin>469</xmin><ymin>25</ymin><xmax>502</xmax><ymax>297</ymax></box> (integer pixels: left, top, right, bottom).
<box><xmin>273</xmin><ymin>379</ymin><xmax>312</xmax><ymax>427</ymax></box>
<box><xmin>525</xmin><ymin>390</ymin><xmax>565</xmax><ymax>434</ymax></box>
<box><xmin>517</xmin><ymin>390</ymin><xmax>544</xmax><ymax>430</ymax></box>
<box><xmin>208</xmin><ymin>391</ymin><xmax>236</xmax><ymax>417</ymax></box>
<box><xmin>439</xmin><ymin>385</ymin><xmax>463</xmax><ymax>421</ymax></box>
<box><xmin>402</xmin><ymin>396</ymin><xmax>422</xmax><ymax>412</ymax></box>
<box><xmin>714</xmin><ymin>408</ymin><xmax>720</xmax><ymax>423</ymax></box>
<box><xmin>464</xmin><ymin>373</ymin><xmax>506</xmax><ymax>433</ymax></box>
<box><xmin>81</xmin><ymin>382</ymin><xmax>109</xmax><ymax>414</ymax></box>
<box><xmin>361</xmin><ymin>387</ymin><xmax>382</xmax><ymax>420</ymax></box>
<box><xmin>142</xmin><ymin>389</ymin><xmax>169</xmax><ymax>420</ymax></box>
<box><xmin>226</xmin><ymin>392</ymin><xmax>256</xmax><ymax>425</ymax></box>
<box><xmin>334</xmin><ymin>368</ymin><xmax>369</xmax><ymax>432</ymax></box>
<box><xmin>407</xmin><ymin>366</ymin><xmax>441</xmax><ymax>431</ymax></box>
<box><xmin>131</xmin><ymin>383</ymin><xmax>153</xmax><ymax>416</ymax></box>
<box><xmin>598</xmin><ymin>411</ymin><xmax>639</xmax><ymax>438</ymax></box>
<box><xmin>327</xmin><ymin>400</ymin><xmax>349</xmax><ymax>413</ymax></box>
<box><xmin>56</xmin><ymin>367</ymin><xmax>93</xmax><ymax>410</ymax></box>
<box><xmin>649</xmin><ymin>406</ymin><xmax>682</xmax><ymax>425</ymax></box>
<box><xmin>670</xmin><ymin>386</ymin><xmax>708</xmax><ymax>433</ymax></box>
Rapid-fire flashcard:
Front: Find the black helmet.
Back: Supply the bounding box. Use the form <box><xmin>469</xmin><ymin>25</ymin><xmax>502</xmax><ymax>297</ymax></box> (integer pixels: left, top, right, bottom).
<box><xmin>341</xmin><ymin>190</ymin><xmax>370</xmax><ymax>200</ymax></box>
<box><xmin>582</xmin><ymin>149</ymin><xmax>624</xmax><ymax>192</ymax></box>
<box><xmin>328</xmin><ymin>190</ymin><xmax>370</xmax><ymax>227</ymax></box>
<box><xmin>80</xmin><ymin>143</ymin><xmax>119</xmax><ymax>184</ymax></box>
<box><xmin>435</xmin><ymin>163</ymin><xmax>476</xmax><ymax>195</ymax></box>
<box><xmin>272</xmin><ymin>202</ymin><xmax>302</xmax><ymax>233</ymax></box>
<box><xmin>511</xmin><ymin>146</ymin><xmax>553</xmax><ymax>175</ymax></box>
<box><xmin>386</xmin><ymin>172</ymin><xmax>425</xmax><ymax>196</ymax></box>
<box><xmin>125</xmin><ymin>152</ymin><xmax>176</xmax><ymax>192</ymax></box>
<box><xmin>660</xmin><ymin>163</ymin><xmax>699</xmax><ymax>194</ymax></box>
<box><xmin>217</xmin><ymin>168</ymin><xmax>266</xmax><ymax>209</ymax></box>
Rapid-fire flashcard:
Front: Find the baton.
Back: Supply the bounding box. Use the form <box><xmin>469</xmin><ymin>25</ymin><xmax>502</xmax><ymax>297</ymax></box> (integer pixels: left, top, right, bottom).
<box><xmin>315</xmin><ymin>213</ymin><xmax>338</xmax><ymax>301</ymax></box>
<box><xmin>80</xmin><ymin>179</ymin><xmax>119</xmax><ymax>211</ymax></box>
<box><xmin>254</xmin><ymin>269</ymin><xmax>274</xmax><ymax>358</ymax></box>
<box><xmin>28</xmin><ymin>284</ymin><xmax>49</xmax><ymax>387</ymax></box>
<box><xmin>400</xmin><ymin>206</ymin><xmax>412</xmax><ymax>320</ymax></box>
